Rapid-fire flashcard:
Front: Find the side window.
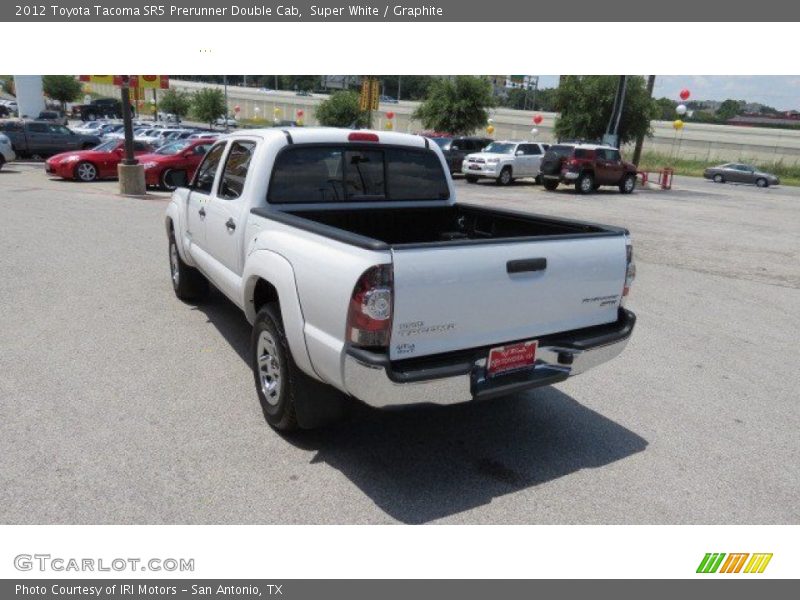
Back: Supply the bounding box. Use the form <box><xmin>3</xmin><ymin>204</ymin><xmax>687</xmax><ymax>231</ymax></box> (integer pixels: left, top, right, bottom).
<box><xmin>607</xmin><ymin>150</ymin><xmax>622</xmax><ymax>162</ymax></box>
<box><xmin>28</xmin><ymin>123</ymin><xmax>49</xmax><ymax>133</ymax></box>
<box><xmin>193</xmin><ymin>142</ymin><xmax>226</xmax><ymax>194</ymax></box>
<box><xmin>195</xmin><ymin>144</ymin><xmax>211</xmax><ymax>155</ymax></box>
<box><xmin>218</xmin><ymin>141</ymin><xmax>256</xmax><ymax>200</ymax></box>
<box><xmin>527</xmin><ymin>144</ymin><xmax>542</xmax><ymax>155</ymax></box>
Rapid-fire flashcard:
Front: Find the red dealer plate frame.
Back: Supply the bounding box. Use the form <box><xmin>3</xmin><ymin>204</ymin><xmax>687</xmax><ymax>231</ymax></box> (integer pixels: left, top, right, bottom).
<box><xmin>486</xmin><ymin>340</ymin><xmax>538</xmax><ymax>377</ymax></box>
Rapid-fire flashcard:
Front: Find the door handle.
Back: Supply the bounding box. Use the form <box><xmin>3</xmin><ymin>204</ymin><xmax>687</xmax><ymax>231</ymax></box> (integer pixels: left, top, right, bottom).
<box><xmin>507</xmin><ymin>258</ymin><xmax>547</xmax><ymax>274</ymax></box>
<box><xmin>225</xmin><ymin>218</ymin><xmax>236</xmax><ymax>231</ymax></box>
<box><xmin>198</xmin><ymin>207</ymin><xmax>206</xmax><ymax>217</ymax></box>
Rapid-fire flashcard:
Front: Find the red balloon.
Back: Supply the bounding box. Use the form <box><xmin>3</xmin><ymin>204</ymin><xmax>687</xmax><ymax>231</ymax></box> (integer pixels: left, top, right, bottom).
<box><xmin>234</xmin><ymin>105</ymin><xmax>241</xmax><ymax>112</ymax></box>
<box><xmin>386</xmin><ymin>111</ymin><xmax>395</xmax><ymax>120</ymax></box>
<box><xmin>680</xmin><ymin>89</ymin><xmax>690</xmax><ymax>101</ymax></box>
<box><xmin>533</xmin><ymin>114</ymin><xmax>543</xmax><ymax>125</ymax></box>
<box><xmin>296</xmin><ymin>109</ymin><xmax>304</xmax><ymax>117</ymax></box>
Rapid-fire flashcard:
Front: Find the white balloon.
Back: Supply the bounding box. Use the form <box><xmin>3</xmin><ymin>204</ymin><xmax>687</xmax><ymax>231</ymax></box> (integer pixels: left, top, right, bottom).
<box><xmin>530</xmin><ymin>128</ymin><xmax>538</xmax><ymax>135</ymax></box>
<box><xmin>676</xmin><ymin>104</ymin><xmax>687</xmax><ymax>115</ymax></box>
<box><xmin>487</xmin><ymin>118</ymin><xmax>494</xmax><ymax>124</ymax></box>
<box><xmin>254</xmin><ymin>107</ymin><xmax>260</xmax><ymax>112</ymax></box>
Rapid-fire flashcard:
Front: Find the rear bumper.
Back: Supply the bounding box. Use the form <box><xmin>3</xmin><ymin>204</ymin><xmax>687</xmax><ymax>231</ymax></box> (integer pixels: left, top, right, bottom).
<box><xmin>343</xmin><ymin>309</ymin><xmax>636</xmax><ymax>408</ymax></box>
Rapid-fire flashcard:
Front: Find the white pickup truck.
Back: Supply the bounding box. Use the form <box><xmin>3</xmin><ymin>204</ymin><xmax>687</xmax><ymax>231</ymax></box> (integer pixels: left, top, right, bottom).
<box><xmin>165</xmin><ymin>128</ymin><xmax>636</xmax><ymax>430</ymax></box>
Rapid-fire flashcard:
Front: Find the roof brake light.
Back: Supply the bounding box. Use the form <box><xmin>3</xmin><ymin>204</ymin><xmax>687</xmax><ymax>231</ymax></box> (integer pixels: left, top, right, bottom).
<box><xmin>348</xmin><ymin>132</ymin><xmax>379</xmax><ymax>142</ymax></box>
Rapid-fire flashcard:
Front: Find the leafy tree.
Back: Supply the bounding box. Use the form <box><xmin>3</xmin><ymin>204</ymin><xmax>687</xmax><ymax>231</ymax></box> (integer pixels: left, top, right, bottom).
<box><xmin>654</xmin><ymin>97</ymin><xmax>677</xmax><ymax>120</ymax></box>
<box><xmin>553</xmin><ymin>76</ymin><xmax>656</xmax><ymax>145</ymax></box>
<box><xmin>315</xmin><ymin>90</ymin><xmax>367</xmax><ymax>128</ymax></box>
<box><xmin>159</xmin><ymin>88</ymin><xmax>192</xmax><ymax>121</ymax></box>
<box><xmin>413</xmin><ymin>76</ymin><xmax>495</xmax><ymax>135</ymax></box>
<box><xmin>717</xmin><ymin>99</ymin><xmax>743</xmax><ymax>120</ymax></box>
<box><xmin>42</xmin><ymin>75</ymin><xmax>83</xmax><ymax>110</ymax></box>
<box><xmin>192</xmin><ymin>88</ymin><xmax>227</xmax><ymax>128</ymax></box>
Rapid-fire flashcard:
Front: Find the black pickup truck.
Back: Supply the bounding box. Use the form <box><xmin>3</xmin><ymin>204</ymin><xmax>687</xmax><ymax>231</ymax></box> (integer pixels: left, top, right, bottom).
<box><xmin>0</xmin><ymin>119</ymin><xmax>101</xmax><ymax>157</ymax></box>
<box><xmin>71</xmin><ymin>98</ymin><xmax>124</xmax><ymax>121</ymax></box>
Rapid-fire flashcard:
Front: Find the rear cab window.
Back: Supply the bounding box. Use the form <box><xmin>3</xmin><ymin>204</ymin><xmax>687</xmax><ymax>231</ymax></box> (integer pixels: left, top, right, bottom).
<box><xmin>268</xmin><ymin>145</ymin><xmax>449</xmax><ymax>204</ymax></box>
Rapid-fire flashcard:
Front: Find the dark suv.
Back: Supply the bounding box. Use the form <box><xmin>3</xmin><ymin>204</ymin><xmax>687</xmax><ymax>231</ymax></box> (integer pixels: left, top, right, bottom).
<box><xmin>540</xmin><ymin>144</ymin><xmax>637</xmax><ymax>194</ymax></box>
<box><xmin>429</xmin><ymin>134</ymin><xmax>493</xmax><ymax>174</ymax></box>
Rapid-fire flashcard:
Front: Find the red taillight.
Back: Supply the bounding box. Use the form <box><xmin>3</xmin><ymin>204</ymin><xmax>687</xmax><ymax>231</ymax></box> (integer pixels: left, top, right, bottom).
<box><xmin>347</xmin><ymin>264</ymin><xmax>393</xmax><ymax>348</ymax></box>
<box><xmin>348</xmin><ymin>132</ymin><xmax>379</xmax><ymax>143</ymax></box>
<box><xmin>622</xmin><ymin>235</ymin><xmax>636</xmax><ymax>302</ymax></box>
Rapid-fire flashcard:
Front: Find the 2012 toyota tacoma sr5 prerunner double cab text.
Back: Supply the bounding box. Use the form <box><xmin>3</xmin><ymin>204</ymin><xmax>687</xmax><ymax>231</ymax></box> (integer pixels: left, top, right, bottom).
<box><xmin>165</xmin><ymin>128</ymin><xmax>637</xmax><ymax>430</ymax></box>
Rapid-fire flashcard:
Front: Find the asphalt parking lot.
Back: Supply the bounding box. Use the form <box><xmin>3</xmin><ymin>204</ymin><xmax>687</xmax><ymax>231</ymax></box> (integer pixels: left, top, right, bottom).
<box><xmin>1</xmin><ymin>164</ymin><xmax>798</xmax><ymax>524</ymax></box>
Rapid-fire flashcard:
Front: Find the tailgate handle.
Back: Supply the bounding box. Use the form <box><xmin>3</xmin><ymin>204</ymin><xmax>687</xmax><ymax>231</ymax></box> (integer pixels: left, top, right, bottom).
<box><xmin>507</xmin><ymin>258</ymin><xmax>547</xmax><ymax>274</ymax></box>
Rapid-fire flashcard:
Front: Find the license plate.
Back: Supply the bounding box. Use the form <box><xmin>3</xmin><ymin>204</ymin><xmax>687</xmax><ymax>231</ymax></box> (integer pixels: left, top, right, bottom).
<box><xmin>469</xmin><ymin>164</ymin><xmax>481</xmax><ymax>170</ymax></box>
<box><xmin>486</xmin><ymin>340</ymin><xmax>538</xmax><ymax>377</ymax></box>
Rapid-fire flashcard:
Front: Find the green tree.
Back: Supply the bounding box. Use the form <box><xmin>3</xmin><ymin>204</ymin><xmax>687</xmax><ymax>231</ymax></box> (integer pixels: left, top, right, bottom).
<box><xmin>42</xmin><ymin>75</ymin><xmax>83</xmax><ymax>110</ymax></box>
<box><xmin>654</xmin><ymin>97</ymin><xmax>677</xmax><ymax>120</ymax></box>
<box><xmin>192</xmin><ymin>88</ymin><xmax>227</xmax><ymax>128</ymax></box>
<box><xmin>717</xmin><ymin>99</ymin><xmax>743</xmax><ymax>121</ymax></box>
<box><xmin>553</xmin><ymin>76</ymin><xmax>657</xmax><ymax>145</ymax></box>
<box><xmin>159</xmin><ymin>88</ymin><xmax>192</xmax><ymax>121</ymax></box>
<box><xmin>413</xmin><ymin>76</ymin><xmax>495</xmax><ymax>135</ymax></box>
<box><xmin>315</xmin><ymin>90</ymin><xmax>367</xmax><ymax>128</ymax></box>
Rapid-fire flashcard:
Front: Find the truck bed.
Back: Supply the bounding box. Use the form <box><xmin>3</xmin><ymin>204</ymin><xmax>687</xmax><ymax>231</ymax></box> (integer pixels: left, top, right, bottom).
<box><xmin>253</xmin><ymin>204</ymin><xmax>624</xmax><ymax>249</ymax></box>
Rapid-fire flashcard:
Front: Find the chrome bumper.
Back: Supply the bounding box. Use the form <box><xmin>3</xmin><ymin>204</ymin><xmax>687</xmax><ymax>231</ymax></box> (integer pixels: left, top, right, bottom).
<box><xmin>343</xmin><ymin>310</ymin><xmax>636</xmax><ymax>409</ymax></box>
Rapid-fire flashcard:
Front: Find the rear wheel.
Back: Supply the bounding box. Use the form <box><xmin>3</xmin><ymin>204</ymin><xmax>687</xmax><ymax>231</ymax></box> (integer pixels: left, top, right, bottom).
<box><xmin>535</xmin><ymin>174</ymin><xmax>542</xmax><ymax>185</ymax></box>
<box><xmin>0</xmin><ymin>155</ymin><xmax>5</xmax><ymax>171</ymax></box>
<box><xmin>168</xmin><ymin>232</ymin><xmax>208</xmax><ymax>301</ymax></box>
<box><xmin>497</xmin><ymin>167</ymin><xmax>513</xmax><ymax>186</ymax></box>
<box><xmin>465</xmin><ymin>175</ymin><xmax>479</xmax><ymax>183</ymax></box>
<box><xmin>543</xmin><ymin>179</ymin><xmax>559</xmax><ymax>191</ymax></box>
<box><xmin>576</xmin><ymin>172</ymin><xmax>594</xmax><ymax>194</ymax></box>
<box><xmin>755</xmin><ymin>177</ymin><xmax>768</xmax><ymax>188</ymax></box>
<box><xmin>619</xmin><ymin>173</ymin><xmax>636</xmax><ymax>194</ymax></box>
<box><xmin>74</xmin><ymin>161</ymin><xmax>97</xmax><ymax>182</ymax></box>
<box><xmin>713</xmin><ymin>174</ymin><xmax>725</xmax><ymax>183</ymax></box>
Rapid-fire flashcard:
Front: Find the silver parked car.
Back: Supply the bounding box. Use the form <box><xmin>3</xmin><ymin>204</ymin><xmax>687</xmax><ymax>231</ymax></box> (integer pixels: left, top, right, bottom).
<box><xmin>703</xmin><ymin>163</ymin><xmax>779</xmax><ymax>187</ymax></box>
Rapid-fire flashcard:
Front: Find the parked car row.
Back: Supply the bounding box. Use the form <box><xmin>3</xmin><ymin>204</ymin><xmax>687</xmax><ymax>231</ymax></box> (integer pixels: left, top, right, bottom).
<box><xmin>44</xmin><ymin>134</ymin><xmax>217</xmax><ymax>188</ymax></box>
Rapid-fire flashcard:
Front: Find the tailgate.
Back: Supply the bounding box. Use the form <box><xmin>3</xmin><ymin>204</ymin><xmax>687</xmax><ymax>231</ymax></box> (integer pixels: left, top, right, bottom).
<box><xmin>389</xmin><ymin>235</ymin><xmax>627</xmax><ymax>359</ymax></box>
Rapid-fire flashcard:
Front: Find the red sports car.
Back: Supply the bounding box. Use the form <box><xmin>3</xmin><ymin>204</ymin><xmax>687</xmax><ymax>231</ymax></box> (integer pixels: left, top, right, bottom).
<box><xmin>45</xmin><ymin>140</ymin><xmax>154</xmax><ymax>182</ymax></box>
<box><xmin>139</xmin><ymin>138</ymin><xmax>216</xmax><ymax>190</ymax></box>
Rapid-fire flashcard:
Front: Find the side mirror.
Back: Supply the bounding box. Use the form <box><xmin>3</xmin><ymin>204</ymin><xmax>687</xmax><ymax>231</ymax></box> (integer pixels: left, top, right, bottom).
<box><xmin>450</xmin><ymin>145</ymin><xmax>459</xmax><ymax>151</ymax></box>
<box><xmin>516</xmin><ymin>150</ymin><xmax>524</xmax><ymax>156</ymax></box>
<box><xmin>182</xmin><ymin>151</ymin><xmax>193</xmax><ymax>158</ymax></box>
<box><xmin>171</xmin><ymin>170</ymin><xmax>189</xmax><ymax>188</ymax></box>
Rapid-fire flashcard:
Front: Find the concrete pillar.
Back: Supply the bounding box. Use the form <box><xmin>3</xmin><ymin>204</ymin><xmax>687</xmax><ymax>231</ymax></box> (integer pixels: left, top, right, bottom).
<box><xmin>118</xmin><ymin>164</ymin><xmax>146</xmax><ymax>196</ymax></box>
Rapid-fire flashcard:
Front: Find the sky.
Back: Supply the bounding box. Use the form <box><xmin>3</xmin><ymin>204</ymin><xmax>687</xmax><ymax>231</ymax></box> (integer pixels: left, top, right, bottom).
<box><xmin>535</xmin><ymin>76</ymin><xmax>800</xmax><ymax>110</ymax></box>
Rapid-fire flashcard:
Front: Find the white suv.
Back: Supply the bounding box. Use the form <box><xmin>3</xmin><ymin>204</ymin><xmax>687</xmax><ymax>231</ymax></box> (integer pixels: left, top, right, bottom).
<box><xmin>462</xmin><ymin>140</ymin><xmax>549</xmax><ymax>185</ymax></box>
<box><xmin>0</xmin><ymin>132</ymin><xmax>16</xmax><ymax>169</ymax></box>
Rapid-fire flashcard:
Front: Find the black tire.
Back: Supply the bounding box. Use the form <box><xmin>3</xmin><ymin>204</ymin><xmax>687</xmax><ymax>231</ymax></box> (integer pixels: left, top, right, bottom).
<box><xmin>755</xmin><ymin>177</ymin><xmax>768</xmax><ymax>188</ymax></box>
<box><xmin>168</xmin><ymin>232</ymin><xmax>208</xmax><ymax>301</ymax></box>
<box><xmin>535</xmin><ymin>174</ymin><xmax>542</xmax><ymax>185</ymax></box>
<box><xmin>713</xmin><ymin>174</ymin><xmax>724</xmax><ymax>183</ymax></box>
<box><xmin>251</xmin><ymin>303</ymin><xmax>299</xmax><ymax>431</ymax></box>
<box><xmin>543</xmin><ymin>179</ymin><xmax>559</xmax><ymax>191</ymax></box>
<box><xmin>0</xmin><ymin>155</ymin><xmax>5</xmax><ymax>171</ymax></box>
<box><xmin>576</xmin><ymin>172</ymin><xmax>595</xmax><ymax>194</ymax></box>
<box><xmin>160</xmin><ymin>168</ymin><xmax>184</xmax><ymax>191</ymax></box>
<box><xmin>497</xmin><ymin>167</ymin><xmax>513</xmax><ymax>186</ymax></box>
<box><xmin>465</xmin><ymin>175</ymin><xmax>479</xmax><ymax>183</ymax></box>
<box><xmin>74</xmin><ymin>161</ymin><xmax>98</xmax><ymax>182</ymax></box>
<box><xmin>252</xmin><ymin>301</ymin><xmax>350</xmax><ymax>431</ymax></box>
<box><xmin>619</xmin><ymin>173</ymin><xmax>636</xmax><ymax>194</ymax></box>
